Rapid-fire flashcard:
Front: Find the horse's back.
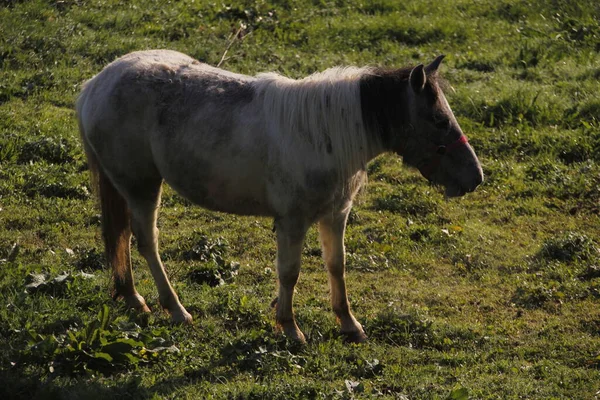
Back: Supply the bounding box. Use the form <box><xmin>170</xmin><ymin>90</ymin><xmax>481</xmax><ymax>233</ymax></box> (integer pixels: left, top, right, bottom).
<box><xmin>77</xmin><ymin>49</ymin><xmax>254</xmax><ymax>134</ymax></box>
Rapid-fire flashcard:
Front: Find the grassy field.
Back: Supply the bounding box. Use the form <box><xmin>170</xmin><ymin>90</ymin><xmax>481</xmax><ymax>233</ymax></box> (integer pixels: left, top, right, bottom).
<box><xmin>1</xmin><ymin>0</ymin><xmax>599</xmax><ymax>398</ymax></box>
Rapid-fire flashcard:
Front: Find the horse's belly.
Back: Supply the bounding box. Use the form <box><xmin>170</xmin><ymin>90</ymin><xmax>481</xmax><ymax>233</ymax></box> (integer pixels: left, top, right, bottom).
<box><xmin>163</xmin><ymin>167</ymin><xmax>273</xmax><ymax>216</ymax></box>
<box><xmin>185</xmin><ymin>184</ymin><xmax>273</xmax><ymax>216</ymax></box>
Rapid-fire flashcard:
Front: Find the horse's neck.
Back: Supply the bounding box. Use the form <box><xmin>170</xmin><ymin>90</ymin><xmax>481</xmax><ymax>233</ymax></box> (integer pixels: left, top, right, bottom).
<box><xmin>316</xmin><ymin>82</ymin><xmax>384</xmax><ymax>181</ymax></box>
<box><xmin>256</xmin><ymin>69</ymin><xmax>386</xmax><ymax>183</ymax></box>
<box><xmin>359</xmin><ymin>72</ymin><xmax>412</xmax><ymax>155</ymax></box>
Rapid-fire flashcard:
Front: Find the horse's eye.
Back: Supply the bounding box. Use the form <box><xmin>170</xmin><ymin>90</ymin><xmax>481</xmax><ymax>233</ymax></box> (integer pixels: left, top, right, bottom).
<box><xmin>436</xmin><ymin>145</ymin><xmax>447</xmax><ymax>155</ymax></box>
<box><xmin>435</xmin><ymin>120</ymin><xmax>450</xmax><ymax>130</ymax></box>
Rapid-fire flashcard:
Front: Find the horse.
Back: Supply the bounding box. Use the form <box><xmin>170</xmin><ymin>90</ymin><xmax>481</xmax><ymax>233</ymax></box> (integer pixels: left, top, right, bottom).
<box><xmin>76</xmin><ymin>50</ymin><xmax>483</xmax><ymax>343</ymax></box>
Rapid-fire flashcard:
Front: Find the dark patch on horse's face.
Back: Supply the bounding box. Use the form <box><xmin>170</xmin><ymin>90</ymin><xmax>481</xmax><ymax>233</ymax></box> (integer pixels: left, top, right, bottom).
<box><xmin>411</xmin><ymin>80</ymin><xmax>457</xmax><ymax>143</ymax></box>
<box><xmin>406</xmin><ymin>80</ymin><xmax>457</xmax><ymax>155</ymax></box>
<box><xmin>408</xmin><ymin>79</ymin><xmax>483</xmax><ymax>195</ymax></box>
<box><xmin>359</xmin><ymin>66</ymin><xmax>452</xmax><ymax>156</ymax></box>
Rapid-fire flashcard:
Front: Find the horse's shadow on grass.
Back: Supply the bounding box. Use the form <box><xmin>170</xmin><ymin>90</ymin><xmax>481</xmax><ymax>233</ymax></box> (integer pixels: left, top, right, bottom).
<box><xmin>0</xmin><ymin>370</ymin><xmax>153</xmax><ymax>400</ymax></box>
<box><xmin>184</xmin><ymin>333</ymin><xmax>307</xmax><ymax>380</ymax></box>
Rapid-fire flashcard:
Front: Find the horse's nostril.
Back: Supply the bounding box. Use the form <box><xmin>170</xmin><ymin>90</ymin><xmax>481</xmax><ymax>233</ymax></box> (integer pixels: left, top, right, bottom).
<box><xmin>476</xmin><ymin>169</ymin><xmax>484</xmax><ymax>185</ymax></box>
<box><xmin>469</xmin><ymin>170</ymin><xmax>484</xmax><ymax>192</ymax></box>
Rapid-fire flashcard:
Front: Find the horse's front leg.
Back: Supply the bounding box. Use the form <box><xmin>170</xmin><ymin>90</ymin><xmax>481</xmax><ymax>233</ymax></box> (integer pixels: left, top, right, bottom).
<box><xmin>319</xmin><ymin>207</ymin><xmax>367</xmax><ymax>343</ymax></box>
<box><xmin>274</xmin><ymin>219</ymin><xmax>309</xmax><ymax>343</ymax></box>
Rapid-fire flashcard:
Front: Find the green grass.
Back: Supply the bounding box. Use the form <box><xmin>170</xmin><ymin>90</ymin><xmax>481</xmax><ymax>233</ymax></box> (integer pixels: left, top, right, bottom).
<box><xmin>1</xmin><ymin>0</ymin><xmax>599</xmax><ymax>398</ymax></box>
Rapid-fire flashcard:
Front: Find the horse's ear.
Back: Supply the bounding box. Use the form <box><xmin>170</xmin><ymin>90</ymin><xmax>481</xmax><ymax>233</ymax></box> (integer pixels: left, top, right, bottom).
<box><xmin>425</xmin><ymin>55</ymin><xmax>445</xmax><ymax>75</ymax></box>
<box><xmin>409</xmin><ymin>64</ymin><xmax>426</xmax><ymax>93</ymax></box>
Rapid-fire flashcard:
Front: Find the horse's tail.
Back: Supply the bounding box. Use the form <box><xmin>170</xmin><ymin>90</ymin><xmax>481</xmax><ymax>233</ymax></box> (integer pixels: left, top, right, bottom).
<box><xmin>77</xmin><ymin>86</ymin><xmax>132</xmax><ymax>299</ymax></box>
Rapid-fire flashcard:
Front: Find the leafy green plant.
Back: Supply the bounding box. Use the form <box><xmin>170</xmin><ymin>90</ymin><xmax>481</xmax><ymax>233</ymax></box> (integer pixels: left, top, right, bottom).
<box><xmin>74</xmin><ymin>247</ymin><xmax>105</xmax><ymax>271</ymax></box>
<box><xmin>167</xmin><ymin>231</ymin><xmax>229</xmax><ymax>263</ymax></box>
<box><xmin>22</xmin><ymin>305</ymin><xmax>180</xmax><ymax>375</ymax></box>
<box><xmin>20</xmin><ymin>164</ymin><xmax>90</xmax><ymax>199</ymax></box>
<box><xmin>187</xmin><ymin>260</ymin><xmax>240</xmax><ymax>287</ymax></box>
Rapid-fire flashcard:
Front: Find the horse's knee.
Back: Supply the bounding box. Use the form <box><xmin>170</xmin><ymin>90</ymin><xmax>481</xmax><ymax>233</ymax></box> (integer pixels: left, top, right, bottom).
<box><xmin>136</xmin><ymin>242</ymin><xmax>153</xmax><ymax>259</ymax></box>
<box><xmin>279</xmin><ymin>273</ymin><xmax>300</xmax><ymax>290</ymax></box>
<box><xmin>135</xmin><ymin>230</ymin><xmax>158</xmax><ymax>255</ymax></box>
<box><xmin>277</xmin><ymin>260</ymin><xmax>301</xmax><ymax>287</ymax></box>
<box><xmin>326</xmin><ymin>258</ymin><xmax>346</xmax><ymax>276</ymax></box>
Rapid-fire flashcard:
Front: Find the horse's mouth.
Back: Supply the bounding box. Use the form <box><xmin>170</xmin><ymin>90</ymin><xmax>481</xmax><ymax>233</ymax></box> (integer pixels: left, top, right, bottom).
<box><xmin>444</xmin><ymin>182</ymin><xmax>467</xmax><ymax>198</ymax></box>
<box><xmin>442</xmin><ymin>171</ymin><xmax>484</xmax><ymax>198</ymax></box>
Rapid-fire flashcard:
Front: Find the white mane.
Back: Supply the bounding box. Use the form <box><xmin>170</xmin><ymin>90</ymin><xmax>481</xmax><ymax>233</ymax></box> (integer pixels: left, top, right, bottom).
<box><xmin>253</xmin><ymin>66</ymin><xmax>381</xmax><ymax>183</ymax></box>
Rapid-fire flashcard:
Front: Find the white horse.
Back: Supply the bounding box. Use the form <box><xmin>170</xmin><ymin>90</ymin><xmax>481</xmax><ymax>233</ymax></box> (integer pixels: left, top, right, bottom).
<box><xmin>77</xmin><ymin>50</ymin><xmax>483</xmax><ymax>343</ymax></box>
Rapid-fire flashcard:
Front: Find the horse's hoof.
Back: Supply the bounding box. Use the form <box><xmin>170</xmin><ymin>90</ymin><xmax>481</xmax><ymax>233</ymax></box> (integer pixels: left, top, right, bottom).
<box><xmin>277</xmin><ymin>320</ymin><xmax>306</xmax><ymax>344</ymax></box>
<box><xmin>139</xmin><ymin>304</ymin><xmax>151</xmax><ymax>313</ymax></box>
<box><xmin>124</xmin><ymin>293</ymin><xmax>151</xmax><ymax>313</ymax></box>
<box><xmin>171</xmin><ymin>309</ymin><xmax>193</xmax><ymax>325</ymax></box>
<box><xmin>285</xmin><ymin>329</ymin><xmax>306</xmax><ymax>344</ymax></box>
<box><xmin>270</xmin><ymin>297</ymin><xmax>278</xmax><ymax>308</ymax></box>
<box><xmin>342</xmin><ymin>330</ymin><xmax>368</xmax><ymax>344</ymax></box>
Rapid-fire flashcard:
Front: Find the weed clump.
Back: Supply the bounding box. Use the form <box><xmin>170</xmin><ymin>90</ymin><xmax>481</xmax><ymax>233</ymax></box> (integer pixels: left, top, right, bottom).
<box><xmin>187</xmin><ymin>261</ymin><xmax>239</xmax><ymax>287</ymax></box>
<box><xmin>537</xmin><ymin>231</ymin><xmax>599</xmax><ymax>263</ymax></box>
<box><xmin>367</xmin><ymin>309</ymin><xmax>434</xmax><ymax>347</ymax></box>
<box><xmin>18</xmin><ymin>137</ymin><xmax>77</xmax><ymax>165</ymax></box>
<box><xmin>74</xmin><ymin>247</ymin><xmax>105</xmax><ymax>271</ymax></box>
<box><xmin>21</xmin><ymin>165</ymin><xmax>90</xmax><ymax>200</ymax></box>
<box><xmin>512</xmin><ymin>283</ymin><xmax>563</xmax><ymax>309</ymax></box>
<box><xmin>165</xmin><ymin>231</ymin><xmax>240</xmax><ymax>286</ymax></box>
<box><xmin>168</xmin><ymin>231</ymin><xmax>229</xmax><ymax>263</ymax></box>
<box><xmin>579</xmin><ymin>265</ymin><xmax>600</xmax><ymax>281</ymax></box>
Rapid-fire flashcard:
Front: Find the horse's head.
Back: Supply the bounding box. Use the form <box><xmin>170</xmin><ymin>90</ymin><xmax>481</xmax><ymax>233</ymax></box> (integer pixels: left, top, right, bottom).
<box><xmin>401</xmin><ymin>55</ymin><xmax>483</xmax><ymax>197</ymax></box>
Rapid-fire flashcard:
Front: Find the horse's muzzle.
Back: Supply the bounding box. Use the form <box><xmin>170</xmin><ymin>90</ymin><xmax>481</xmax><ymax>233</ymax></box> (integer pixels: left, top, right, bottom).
<box><xmin>445</xmin><ymin>164</ymin><xmax>484</xmax><ymax>198</ymax></box>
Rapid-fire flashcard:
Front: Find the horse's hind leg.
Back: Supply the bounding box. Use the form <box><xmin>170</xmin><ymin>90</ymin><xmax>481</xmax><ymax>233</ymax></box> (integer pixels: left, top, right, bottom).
<box><xmin>128</xmin><ymin>182</ymin><xmax>192</xmax><ymax>324</ymax></box>
<box><xmin>97</xmin><ymin>168</ymin><xmax>150</xmax><ymax>313</ymax></box>
<box><xmin>319</xmin><ymin>207</ymin><xmax>367</xmax><ymax>343</ymax></box>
